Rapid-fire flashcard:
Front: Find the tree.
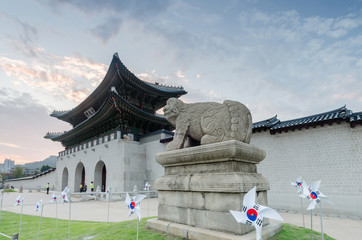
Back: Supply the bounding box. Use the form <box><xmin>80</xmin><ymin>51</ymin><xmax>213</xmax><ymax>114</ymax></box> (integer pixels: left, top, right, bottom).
<box><xmin>12</xmin><ymin>167</ymin><xmax>26</xmax><ymax>179</ymax></box>
<box><xmin>40</xmin><ymin>165</ymin><xmax>52</xmax><ymax>172</ymax></box>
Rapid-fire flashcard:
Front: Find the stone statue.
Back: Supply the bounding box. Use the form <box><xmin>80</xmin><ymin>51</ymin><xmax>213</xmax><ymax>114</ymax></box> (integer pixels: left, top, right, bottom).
<box><xmin>163</xmin><ymin>98</ymin><xmax>252</xmax><ymax>151</ymax></box>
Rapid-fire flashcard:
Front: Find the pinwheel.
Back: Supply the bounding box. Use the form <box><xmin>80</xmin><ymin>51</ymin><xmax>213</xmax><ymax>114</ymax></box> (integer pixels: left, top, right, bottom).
<box><xmin>50</xmin><ymin>193</ymin><xmax>58</xmax><ymax>203</ymax></box>
<box><xmin>144</xmin><ymin>182</ymin><xmax>150</xmax><ymax>191</ymax></box>
<box><xmin>106</xmin><ymin>186</ymin><xmax>111</xmax><ymax>200</ymax></box>
<box><xmin>291</xmin><ymin>176</ymin><xmax>305</xmax><ymax>194</ymax></box>
<box><xmin>291</xmin><ymin>176</ymin><xmax>308</xmax><ymax>228</ymax></box>
<box><xmin>14</xmin><ymin>195</ymin><xmax>24</xmax><ymax>206</ymax></box>
<box><xmin>61</xmin><ymin>186</ymin><xmax>70</xmax><ymax>204</ymax></box>
<box><xmin>35</xmin><ymin>199</ymin><xmax>43</xmax><ymax>212</ymax></box>
<box><xmin>300</xmin><ymin>180</ymin><xmax>327</xmax><ymax>210</ymax></box>
<box><xmin>230</xmin><ymin>187</ymin><xmax>283</xmax><ymax>240</ymax></box>
<box><xmin>125</xmin><ymin>193</ymin><xmax>147</xmax><ymax>220</ymax></box>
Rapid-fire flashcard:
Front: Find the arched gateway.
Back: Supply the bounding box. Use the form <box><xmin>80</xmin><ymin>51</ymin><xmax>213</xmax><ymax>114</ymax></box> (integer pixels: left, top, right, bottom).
<box><xmin>74</xmin><ymin>162</ymin><xmax>85</xmax><ymax>192</ymax></box>
<box><xmin>62</xmin><ymin>167</ymin><xmax>68</xmax><ymax>190</ymax></box>
<box><xmin>94</xmin><ymin>161</ymin><xmax>106</xmax><ymax>192</ymax></box>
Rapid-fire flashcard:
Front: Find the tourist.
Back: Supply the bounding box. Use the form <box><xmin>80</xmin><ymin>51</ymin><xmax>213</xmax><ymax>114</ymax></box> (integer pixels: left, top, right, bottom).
<box><xmin>80</xmin><ymin>183</ymin><xmax>83</xmax><ymax>193</ymax></box>
<box><xmin>90</xmin><ymin>181</ymin><xmax>94</xmax><ymax>192</ymax></box>
<box><xmin>84</xmin><ymin>183</ymin><xmax>87</xmax><ymax>192</ymax></box>
<box><xmin>46</xmin><ymin>183</ymin><xmax>50</xmax><ymax>194</ymax></box>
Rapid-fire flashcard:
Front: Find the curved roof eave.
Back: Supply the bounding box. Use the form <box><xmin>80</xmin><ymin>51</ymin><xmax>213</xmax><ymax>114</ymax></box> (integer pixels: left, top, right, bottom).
<box><xmin>51</xmin><ymin>91</ymin><xmax>170</xmax><ymax>142</ymax></box>
<box><xmin>51</xmin><ymin>53</ymin><xmax>186</xmax><ymax>124</ymax></box>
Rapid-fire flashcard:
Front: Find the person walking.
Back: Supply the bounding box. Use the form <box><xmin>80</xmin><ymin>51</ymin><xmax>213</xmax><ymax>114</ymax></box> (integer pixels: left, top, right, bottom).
<box><xmin>46</xmin><ymin>183</ymin><xmax>50</xmax><ymax>194</ymax></box>
<box><xmin>80</xmin><ymin>183</ymin><xmax>83</xmax><ymax>192</ymax></box>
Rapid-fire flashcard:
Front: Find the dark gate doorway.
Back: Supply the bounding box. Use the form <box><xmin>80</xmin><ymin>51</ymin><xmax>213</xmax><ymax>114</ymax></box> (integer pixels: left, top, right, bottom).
<box><xmin>102</xmin><ymin>165</ymin><xmax>106</xmax><ymax>192</ymax></box>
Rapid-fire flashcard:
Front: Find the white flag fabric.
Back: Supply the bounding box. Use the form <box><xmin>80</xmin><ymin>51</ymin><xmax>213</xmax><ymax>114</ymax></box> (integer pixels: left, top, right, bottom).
<box><xmin>61</xmin><ymin>186</ymin><xmax>70</xmax><ymax>204</ymax></box>
<box><xmin>125</xmin><ymin>193</ymin><xmax>147</xmax><ymax>220</ymax></box>
<box><xmin>299</xmin><ymin>180</ymin><xmax>328</xmax><ymax>210</ymax></box>
<box><xmin>50</xmin><ymin>193</ymin><xmax>58</xmax><ymax>203</ymax></box>
<box><xmin>14</xmin><ymin>195</ymin><xmax>24</xmax><ymax>206</ymax></box>
<box><xmin>230</xmin><ymin>187</ymin><xmax>283</xmax><ymax>240</ymax></box>
<box><xmin>291</xmin><ymin>176</ymin><xmax>305</xmax><ymax>194</ymax></box>
<box><xmin>144</xmin><ymin>182</ymin><xmax>151</xmax><ymax>191</ymax></box>
<box><xmin>106</xmin><ymin>186</ymin><xmax>111</xmax><ymax>200</ymax></box>
<box><xmin>35</xmin><ymin>199</ymin><xmax>43</xmax><ymax>212</ymax></box>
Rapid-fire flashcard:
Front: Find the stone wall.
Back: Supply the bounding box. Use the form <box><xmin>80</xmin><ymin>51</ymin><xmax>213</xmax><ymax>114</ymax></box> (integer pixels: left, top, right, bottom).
<box><xmin>251</xmin><ymin>122</ymin><xmax>362</xmax><ymax>218</ymax></box>
<box><xmin>5</xmin><ymin>170</ymin><xmax>57</xmax><ymax>191</ymax></box>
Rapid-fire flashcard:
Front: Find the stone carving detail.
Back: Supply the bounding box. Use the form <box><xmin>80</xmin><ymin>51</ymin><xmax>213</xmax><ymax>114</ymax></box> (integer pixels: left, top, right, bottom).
<box><xmin>163</xmin><ymin>98</ymin><xmax>252</xmax><ymax>151</ymax></box>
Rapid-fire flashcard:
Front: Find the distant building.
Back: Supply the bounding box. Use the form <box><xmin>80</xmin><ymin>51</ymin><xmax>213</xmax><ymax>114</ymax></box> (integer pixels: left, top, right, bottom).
<box><xmin>1</xmin><ymin>159</ymin><xmax>15</xmax><ymax>173</ymax></box>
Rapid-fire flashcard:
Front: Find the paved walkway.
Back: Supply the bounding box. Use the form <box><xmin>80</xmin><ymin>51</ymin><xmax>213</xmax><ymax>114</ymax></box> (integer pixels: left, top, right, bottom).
<box><xmin>1</xmin><ymin>191</ymin><xmax>362</xmax><ymax>240</ymax></box>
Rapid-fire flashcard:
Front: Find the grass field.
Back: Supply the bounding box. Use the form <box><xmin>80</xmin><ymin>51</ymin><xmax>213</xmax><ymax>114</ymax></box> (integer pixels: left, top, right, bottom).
<box><xmin>0</xmin><ymin>211</ymin><xmax>335</xmax><ymax>240</ymax></box>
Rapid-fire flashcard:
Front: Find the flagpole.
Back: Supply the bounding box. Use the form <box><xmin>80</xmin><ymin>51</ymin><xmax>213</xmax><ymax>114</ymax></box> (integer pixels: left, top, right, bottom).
<box><xmin>310</xmin><ymin>209</ymin><xmax>313</xmax><ymax>240</ymax></box>
<box><xmin>37</xmin><ymin>204</ymin><xmax>44</xmax><ymax>240</ymax></box>
<box><xmin>107</xmin><ymin>194</ymin><xmax>110</xmax><ymax>223</ymax></box>
<box><xmin>137</xmin><ymin>218</ymin><xmax>140</xmax><ymax>240</ymax></box>
<box><xmin>68</xmin><ymin>194</ymin><xmax>71</xmax><ymax>240</ymax></box>
<box><xmin>56</xmin><ymin>200</ymin><xmax>58</xmax><ymax>228</ymax></box>
<box><xmin>0</xmin><ymin>192</ymin><xmax>2</xmax><ymax>224</ymax></box>
<box><xmin>147</xmin><ymin>188</ymin><xmax>150</xmax><ymax>218</ymax></box>
<box><xmin>19</xmin><ymin>201</ymin><xmax>24</xmax><ymax>240</ymax></box>
<box><xmin>320</xmin><ymin>201</ymin><xmax>324</xmax><ymax>240</ymax></box>
<box><xmin>300</xmin><ymin>197</ymin><xmax>305</xmax><ymax>228</ymax></box>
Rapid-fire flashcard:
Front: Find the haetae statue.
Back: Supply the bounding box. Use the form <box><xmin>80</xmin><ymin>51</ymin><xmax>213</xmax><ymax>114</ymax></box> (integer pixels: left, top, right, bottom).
<box><xmin>163</xmin><ymin>98</ymin><xmax>252</xmax><ymax>151</ymax></box>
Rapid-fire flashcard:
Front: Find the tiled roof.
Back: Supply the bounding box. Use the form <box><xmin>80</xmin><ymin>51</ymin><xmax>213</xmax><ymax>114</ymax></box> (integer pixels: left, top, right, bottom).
<box><xmin>252</xmin><ymin>115</ymin><xmax>280</xmax><ymax>132</ymax></box>
<box><xmin>253</xmin><ymin>106</ymin><xmax>359</xmax><ymax>134</ymax></box>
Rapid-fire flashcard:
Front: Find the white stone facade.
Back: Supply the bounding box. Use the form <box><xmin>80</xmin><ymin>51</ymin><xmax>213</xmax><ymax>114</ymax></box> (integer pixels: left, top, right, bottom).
<box><xmin>251</xmin><ymin>122</ymin><xmax>362</xmax><ymax>218</ymax></box>
<box><xmin>55</xmin><ymin>130</ymin><xmax>170</xmax><ymax>193</ymax></box>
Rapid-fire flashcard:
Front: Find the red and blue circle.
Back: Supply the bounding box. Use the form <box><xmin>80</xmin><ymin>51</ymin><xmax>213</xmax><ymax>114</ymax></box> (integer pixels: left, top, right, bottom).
<box><xmin>310</xmin><ymin>192</ymin><xmax>318</xmax><ymax>199</ymax></box>
<box><xmin>297</xmin><ymin>182</ymin><xmax>302</xmax><ymax>187</ymax></box>
<box><xmin>247</xmin><ymin>209</ymin><xmax>258</xmax><ymax>221</ymax></box>
<box><xmin>129</xmin><ymin>202</ymin><xmax>135</xmax><ymax>209</ymax></box>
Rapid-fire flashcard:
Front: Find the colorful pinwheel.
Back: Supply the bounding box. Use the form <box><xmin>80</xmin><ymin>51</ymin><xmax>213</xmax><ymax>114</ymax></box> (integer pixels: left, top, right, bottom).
<box><xmin>300</xmin><ymin>180</ymin><xmax>327</xmax><ymax>210</ymax></box>
<box><xmin>14</xmin><ymin>195</ymin><xmax>23</xmax><ymax>206</ymax></box>
<box><xmin>230</xmin><ymin>187</ymin><xmax>284</xmax><ymax>240</ymax></box>
<box><xmin>125</xmin><ymin>193</ymin><xmax>147</xmax><ymax>220</ymax></box>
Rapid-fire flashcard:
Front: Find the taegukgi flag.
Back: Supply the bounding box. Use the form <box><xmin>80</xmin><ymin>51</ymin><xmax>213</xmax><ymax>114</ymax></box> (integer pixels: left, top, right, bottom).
<box><xmin>144</xmin><ymin>182</ymin><xmax>150</xmax><ymax>191</ymax></box>
<box><xmin>291</xmin><ymin>176</ymin><xmax>306</xmax><ymax>194</ymax></box>
<box><xmin>50</xmin><ymin>193</ymin><xmax>58</xmax><ymax>203</ymax></box>
<box><xmin>230</xmin><ymin>187</ymin><xmax>284</xmax><ymax>240</ymax></box>
<box><xmin>35</xmin><ymin>199</ymin><xmax>43</xmax><ymax>212</ymax></box>
<box><xmin>125</xmin><ymin>193</ymin><xmax>147</xmax><ymax>220</ymax></box>
<box><xmin>14</xmin><ymin>195</ymin><xmax>24</xmax><ymax>206</ymax></box>
<box><xmin>61</xmin><ymin>186</ymin><xmax>70</xmax><ymax>204</ymax></box>
<box><xmin>299</xmin><ymin>180</ymin><xmax>328</xmax><ymax>210</ymax></box>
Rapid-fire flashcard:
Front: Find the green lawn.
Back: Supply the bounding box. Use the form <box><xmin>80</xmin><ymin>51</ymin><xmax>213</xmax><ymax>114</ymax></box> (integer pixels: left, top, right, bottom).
<box><xmin>270</xmin><ymin>223</ymin><xmax>335</xmax><ymax>240</ymax></box>
<box><xmin>0</xmin><ymin>211</ymin><xmax>335</xmax><ymax>240</ymax></box>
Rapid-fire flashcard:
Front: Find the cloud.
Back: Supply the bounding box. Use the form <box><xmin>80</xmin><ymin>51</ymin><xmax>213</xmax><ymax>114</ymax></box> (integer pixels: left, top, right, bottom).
<box><xmin>87</xmin><ymin>16</ymin><xmax>123</xmax><ymax>44</ymax></box>
<box><xmin>0</xmin><ymin>53</ymin><xmax>107</xmax><ymax>105</ymax></box>
<box><xmin>0</xmin><ymin>88</ymin><xmax>69</xmax><ymax>164</ymax></box>
<box><xmin>0</xmin><ymin>142</ymin><xmax>21</xmax><ymax>148</ymax></box>
<box><xmin>45</xmin><ymin>0</ymin><xmax>172</xmax><ymax>43</ymax></box>
<box><xmin>0</xmin><ymin>13</ymin><xmax>39</xmax><ymax>57</ymax></box>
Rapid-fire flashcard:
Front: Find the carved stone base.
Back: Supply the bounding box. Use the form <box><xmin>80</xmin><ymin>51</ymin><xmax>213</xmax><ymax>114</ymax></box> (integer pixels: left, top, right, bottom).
<box><xmin>147</xmin><ymin>140</ymin><xmax>277</xmax><ymax>237</ymax></box>
<box><xmin>147</xmin><ymin>218</ymin><xmax>283</xmax><ymax>240</ymax></box>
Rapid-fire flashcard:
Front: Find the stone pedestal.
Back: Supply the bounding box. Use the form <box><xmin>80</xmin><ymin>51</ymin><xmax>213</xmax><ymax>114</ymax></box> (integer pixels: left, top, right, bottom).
<box><xmin>147</xmin><ymin>140</ymin><xmax>282</xmax><ymax>239</ymax></box>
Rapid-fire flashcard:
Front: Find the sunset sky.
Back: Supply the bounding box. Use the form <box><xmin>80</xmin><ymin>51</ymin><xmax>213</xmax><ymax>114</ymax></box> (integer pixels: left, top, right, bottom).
<box><xmin>1</xmin><ymin>0</ymin><xmax>362</xmax><ymax>164</ymax></box>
